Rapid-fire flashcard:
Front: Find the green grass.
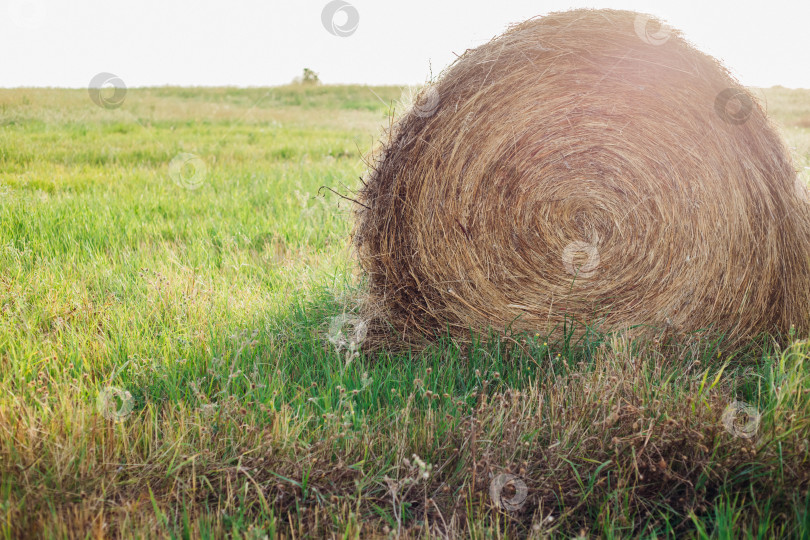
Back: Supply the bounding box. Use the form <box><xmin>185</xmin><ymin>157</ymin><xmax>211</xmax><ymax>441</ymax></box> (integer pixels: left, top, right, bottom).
<box><xmin>0</xmin><ymin>84</ymin><xmax>809</xmax><ymax>538</ymax></box>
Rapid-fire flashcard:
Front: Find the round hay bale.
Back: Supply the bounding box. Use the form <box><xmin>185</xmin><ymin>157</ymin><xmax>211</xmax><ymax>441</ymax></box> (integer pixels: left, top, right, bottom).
<box><xmin>353</xmin><ymin>8</ymin><xmax>810</xmax><ymax>350</ymax></box>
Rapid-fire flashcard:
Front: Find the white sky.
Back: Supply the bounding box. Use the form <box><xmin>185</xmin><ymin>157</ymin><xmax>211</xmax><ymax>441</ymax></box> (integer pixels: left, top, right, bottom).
<box><xmin>2</xmin><ymin>0</ymin><xmax>809</xmax><ymax>89</ymax></box>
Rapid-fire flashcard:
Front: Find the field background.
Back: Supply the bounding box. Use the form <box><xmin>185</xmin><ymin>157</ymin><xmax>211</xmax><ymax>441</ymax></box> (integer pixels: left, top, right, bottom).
<box><xmin>1</xmin><ymin>85</ymin><xmax>809</xmax><ymax>538</ymax></box>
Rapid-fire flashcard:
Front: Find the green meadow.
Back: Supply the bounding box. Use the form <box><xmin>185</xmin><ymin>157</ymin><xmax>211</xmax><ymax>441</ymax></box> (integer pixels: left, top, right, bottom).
<box><xmin>1</xmin><ymin>84</ymin><xmax>809</xmax><ymax>538</ymax></box>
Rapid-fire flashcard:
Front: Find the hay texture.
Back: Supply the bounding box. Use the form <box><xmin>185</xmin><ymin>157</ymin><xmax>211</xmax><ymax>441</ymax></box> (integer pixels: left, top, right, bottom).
<box><xmin>353</xmin><ymin>9</ymin><xmax>810</xmax><ymax>350</ymax></box>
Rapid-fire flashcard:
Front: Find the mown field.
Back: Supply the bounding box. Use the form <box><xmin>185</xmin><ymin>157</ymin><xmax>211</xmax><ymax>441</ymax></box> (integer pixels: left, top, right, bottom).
<box><xmin>1</xmin><ymin>84</ymin><xmax>809</xmax><ymax>539</ymax></box>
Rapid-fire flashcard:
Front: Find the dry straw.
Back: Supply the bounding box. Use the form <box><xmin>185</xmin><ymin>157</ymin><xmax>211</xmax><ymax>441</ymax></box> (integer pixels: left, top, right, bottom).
<box><xmin>353</xmin><ymin>9</ymin><xmax>810</xmax><ymax>350</ymax></box>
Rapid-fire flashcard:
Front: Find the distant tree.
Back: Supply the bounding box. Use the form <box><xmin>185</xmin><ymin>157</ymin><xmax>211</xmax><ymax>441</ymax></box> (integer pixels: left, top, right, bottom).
<box><xmin>301</xmin><ymin>68</ymin><xmax>320</xmax><ymax>85</ymax></box>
